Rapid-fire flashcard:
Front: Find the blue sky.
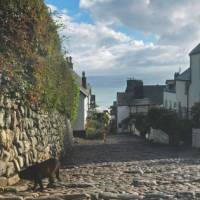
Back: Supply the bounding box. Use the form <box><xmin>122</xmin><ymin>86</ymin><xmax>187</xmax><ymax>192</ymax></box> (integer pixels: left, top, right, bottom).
<box><xmin>45</xmin><ymin>0</ymin><xmax>93</xmax><ymax>24</ymax></box>
<box><xmin>45</xmin><ymin>0</ymin><xmax>157</xmax><ymax>44</ymax></box>
<box><xmin>45</xmin><ymin>0</ymin><xmax>79</xmax><ymax>14</ymax></box>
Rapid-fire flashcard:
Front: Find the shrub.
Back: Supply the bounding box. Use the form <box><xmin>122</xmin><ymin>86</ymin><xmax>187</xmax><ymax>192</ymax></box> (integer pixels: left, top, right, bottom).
<box><xmin>85</xmin><ymin>110</ymin><xmax>109</xmax><ymax>139</ymax></box>
<box><xmin>177</xmin><ymin>119</ymin><xmax>192</xmax><ymax>145</ymax></box>
<box><xmin>147</xmin><ymin>107</ymin><xmax>178</xmax><ymax>131</ymax></box>
<box><xmin>147</xmin><ymin>107</ymin><xmax>193</xmax><ymax>145</ymax></box>
<box><xmin>87</xmin><ymin>120</ymin><xmax>102</xmax><ymax>130</ymax></box>
<box><xmin>132</xmin><ymin>114</ymin><xmax>149</xmax><ymax>137</ymax></box>
<box><xmin>85</xmin><ymin>128</ymin><xmax>101</xmax><ymax>140</ymax></box>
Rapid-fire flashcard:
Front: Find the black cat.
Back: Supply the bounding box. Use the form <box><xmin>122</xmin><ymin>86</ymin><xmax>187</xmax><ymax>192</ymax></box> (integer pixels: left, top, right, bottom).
<box><xmin>19</xmin><ymin>158</ymin><xmax>61</xmax><ymax>190</ymax></box>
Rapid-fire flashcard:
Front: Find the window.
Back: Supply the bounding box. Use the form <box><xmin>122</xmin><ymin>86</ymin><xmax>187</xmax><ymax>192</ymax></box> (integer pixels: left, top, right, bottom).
<box><xmin>174</xmin><ymin>102</ymin><xmax>176</xmax><ymax>109</ymax></box>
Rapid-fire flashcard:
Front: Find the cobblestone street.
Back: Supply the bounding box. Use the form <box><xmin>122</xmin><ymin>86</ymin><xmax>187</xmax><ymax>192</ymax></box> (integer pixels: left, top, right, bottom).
<box><xmin>2</xmin><ymin>135</ymin><xmax>200</xmax><ymax>199</ymax></box>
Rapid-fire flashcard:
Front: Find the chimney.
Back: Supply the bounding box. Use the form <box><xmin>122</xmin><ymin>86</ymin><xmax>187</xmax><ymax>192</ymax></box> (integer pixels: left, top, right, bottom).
<box><xmin>66</xmin><ymin>56</ymin><xmax>73</xmax><ymax>69</ymax></box>
<box><xmin>174</xmin><ymin>72</ymin><xmax>179</xmax><ymax>79</ymax></box>
<box><xmin>69</xmin><ymin>56</ymin><xmax>72</xmax><ymax>63</ymax></box>
<box><xmin>125</xmin><ymin>79</ymin><xmax>143</xmax><ymax>98</ymax></box>
<box><xmin>82</xmin><ymin>71</ymin><xmax>87</xmax><ymax>88</ymax></box>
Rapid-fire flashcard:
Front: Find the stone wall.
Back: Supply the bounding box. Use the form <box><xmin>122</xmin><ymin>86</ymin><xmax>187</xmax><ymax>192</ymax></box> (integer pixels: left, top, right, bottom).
<box><xmin>146</xmin><ymin>127</ymin><xmax>169</xmax><ymax>144</ymax></box>
<box><xmin>0</xmin><ymin>91</ymin><xmax>71</xmax><ymax>186</ymax></box>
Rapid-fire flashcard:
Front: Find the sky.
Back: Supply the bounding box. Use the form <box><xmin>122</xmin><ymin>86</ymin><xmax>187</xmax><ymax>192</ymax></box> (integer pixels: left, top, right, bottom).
<box><xmin>45</xmin><ymin>0</ymin><xmax>200</xmax><ymax>84</ymax></box>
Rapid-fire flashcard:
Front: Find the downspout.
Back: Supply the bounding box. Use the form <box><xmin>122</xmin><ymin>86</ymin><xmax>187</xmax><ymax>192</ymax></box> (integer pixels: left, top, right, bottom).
<box><xmin>186</xmin><ymin>82</ymin><xmax>189</xmax><ymax>119</ymax></box>
<box><xmin>186</xmin><ymin>62</ymin><xmax>192</xmax><ymax>119</ymax></box>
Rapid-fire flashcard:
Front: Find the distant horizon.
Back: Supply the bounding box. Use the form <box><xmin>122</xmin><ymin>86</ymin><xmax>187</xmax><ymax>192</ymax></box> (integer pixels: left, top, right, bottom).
<box><xmin>87</xmin><ymin>74</ymin><xmax>166</xmax><ymax>110</ymax></box>
<box><xmin>88</xmin><ymin>74</ymin><xmax>166</xmax><ymax>85</ymax></box>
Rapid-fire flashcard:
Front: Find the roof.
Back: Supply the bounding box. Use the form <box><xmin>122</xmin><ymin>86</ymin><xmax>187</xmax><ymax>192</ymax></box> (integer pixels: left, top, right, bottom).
<box><xmin>71</xmin><ymin>69</ymin><xmax>91</xmax><ymax>96</ymax></box>
<box><xmin>117</xmin><ymin>92</ymin><xmax>153</xmax><ymax>106</ymax></box>
<box><xmin>117</xmin><ymin>85</ymin><xmax>164</xmax><ymax>106</ymax></box>
<box><xmin>189</xmin><ymin>43</ymin><xmax>200</xmax><ymax>56</ymax></box>
<box><xmin>175</xmin><ymin>68</ymin><xmax>191</xmax><ymax>81</ymax></box>
<box><xmin>166</xmin><ymin>80</ymin><xmax>175</xmax><ymax>84</ymax></box>
<box><xmin>143</xmin><ymin>85</ymin><xmax>165</xmax><ymax>105</ymax></box>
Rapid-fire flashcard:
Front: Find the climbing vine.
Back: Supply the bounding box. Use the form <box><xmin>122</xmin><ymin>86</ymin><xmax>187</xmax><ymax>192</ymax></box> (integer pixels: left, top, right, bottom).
<box><xmin>0</xmin><ymin>0</ymin><xmax>79</xmax><ymax>120</ymax></box>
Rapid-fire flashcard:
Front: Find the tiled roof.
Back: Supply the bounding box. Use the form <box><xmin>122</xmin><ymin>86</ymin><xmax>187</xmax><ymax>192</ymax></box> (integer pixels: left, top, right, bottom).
<box><xmin>143</xmin><ymin>85</ymin><xmax>165</xmax><ymax>105</ymax></box>
<box><xmin>189</xmin><ymin>43</ymin><xmax>200</xmax><ymax>56</ymax></box>
<box><xmin>117</xmin><ymin>85</ymin><xmax>164</xmax><ymax>106</ymax></box>
<box><xmin>175</xmin><ymin>68</ymin><xmax>191</xmax><ymax>81</ymax></box>
<box><xmin>117</xmin><ymin>92</ymin><xmax>153</xmax><ymax>106</ymax></box>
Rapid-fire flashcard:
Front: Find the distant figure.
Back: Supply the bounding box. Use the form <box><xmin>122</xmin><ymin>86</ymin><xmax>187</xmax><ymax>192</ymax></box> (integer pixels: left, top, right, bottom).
<box><xmin>19</xmin><ymin>158</ymin><xmax>61</xmax><ymax>191</ymax></box>
<box><xmin>102</xmin><ymin>128</ymin><xmax>107</xmax><ymax>143</ymax></box>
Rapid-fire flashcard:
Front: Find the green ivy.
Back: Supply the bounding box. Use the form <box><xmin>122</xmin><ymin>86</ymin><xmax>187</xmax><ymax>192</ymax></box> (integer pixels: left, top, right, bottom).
<box><xmin>0</xmin><ymin>0</ymin><xmax>79</xmax><ymax>119</ymax></box>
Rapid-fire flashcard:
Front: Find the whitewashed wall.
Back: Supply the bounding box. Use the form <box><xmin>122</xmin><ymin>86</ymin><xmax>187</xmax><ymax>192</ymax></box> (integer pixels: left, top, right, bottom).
<box><xmin>73</xmin><ymin>93</ymin><xmax>86</xmax><ymax>131</ymax></box>
<box><xmin>132</xmin><ymin>124</ymin><xmax>141</xmax><ymax>136</ymax></box>
<box><xmin>176</xmin><ymin>81</ymin><xmax>188</xmax><ymax>107</ymax></box>
<box><xmin>117</xmin><ymin>106</ymin><xmax>129</xmax><ymax>133</ymax></box>
<box><xmin>189</xmin><ymin>54</ymin><xmax>200</xmax><ymax>108</ymax></box>
<box><xmin>147</xmin><ymin>128</ymin><xmax>169</xmax><ymax>144</ymax></box>
<box><xmin>130</xmin><ymin>105</ymin><xmax>149</xmax><ymax>114</ymax></box>
<box><xmin>84</xmin><ymin>95</ymin><xmax>89</xmax><ymax>128</ymax></box>
<box><xmin>164</xmin><ymin>91</ymin><xmax>176</xmax><ymax>110</ymax></box>
<box><xmin>117</xmin><ymin>105</ymin><xmax>150</xmax><ymax>133</ymax></box>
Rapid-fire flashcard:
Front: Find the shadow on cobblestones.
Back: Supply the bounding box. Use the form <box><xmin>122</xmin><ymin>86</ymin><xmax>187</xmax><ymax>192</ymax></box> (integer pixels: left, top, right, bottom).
<box><xmin>2</xmin><ymin>135</ymin><xmax>200</xmax><ymax>200</ymax></box>
<box><xmin>63</xmin><ymin>135</ymin><xmax>199</xmax><ymax>166</ymax></box>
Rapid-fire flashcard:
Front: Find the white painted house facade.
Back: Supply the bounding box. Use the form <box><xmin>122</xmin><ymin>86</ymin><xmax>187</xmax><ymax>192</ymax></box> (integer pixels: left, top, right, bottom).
<box><xmin>164</xmin><ymin>43</ymin><xmax>200</xmax><ymax>117</ymax></box>
<box><xmin>72</xmin><ymin>71</ymin><xmax>91</xmax><ymax>133</ymax></box>
<box><xmin>73</xmin><ymin>86</ymin><xmax>90</xmax><ymax>132</ymax></box>
<box><xmin>116</xmin><ymin>80</ymin><xmax>164</xmax><ymax>133</ymax></box>
<box><xmin>66</xmin><ymin>57</ymin><xmax>93</xmax><ymax>134</ymax></box>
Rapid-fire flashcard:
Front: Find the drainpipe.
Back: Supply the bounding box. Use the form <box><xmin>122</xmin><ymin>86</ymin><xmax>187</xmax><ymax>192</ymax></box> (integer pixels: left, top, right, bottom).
<box><xmin>186</xmin><ymin>65</ymin><xmax>192</xmax><ymax>119</ymax></box>
<box><xmin>186</xmin><ymin>83</ymin><xmax>189</xmax><ymax>119</ymax></box>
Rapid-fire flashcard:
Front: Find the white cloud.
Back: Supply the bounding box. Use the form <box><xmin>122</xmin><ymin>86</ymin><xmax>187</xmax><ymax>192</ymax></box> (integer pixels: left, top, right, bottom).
<box><xmin>47</xmin><ymin>1</ymin><xmax>199</xmax><ymax>84</ymax></box>
<box><xmin>79</xmin><ymin>0</ymin><xmax>200</xmax><ymax>49</ymax></box>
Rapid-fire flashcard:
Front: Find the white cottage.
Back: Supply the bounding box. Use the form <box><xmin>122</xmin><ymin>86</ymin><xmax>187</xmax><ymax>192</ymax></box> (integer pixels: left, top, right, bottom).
<box><xmin>164</xmin><ymin>43</ymin><xmax>200</xmax><ymax>118</ymax></box>
<box><xmin>72</xmin><ymin>71</ymin><xmax>91</xmax><ymax>134</ymax></box>
<box><xmin>116</xmin><ymin>79</ymin><xmax>164</xmax><ymax>133</ymax></box>
<box><xmin>66</xmin><ymin>57</ymin><xmax>94</xmax><ymax>135</ymax></box>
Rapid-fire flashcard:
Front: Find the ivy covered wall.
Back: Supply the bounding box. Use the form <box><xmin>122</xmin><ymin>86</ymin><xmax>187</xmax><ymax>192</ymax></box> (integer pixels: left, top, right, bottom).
<box><xmin>0</xmin><ymin>0</ymin><xmax>79</xmax><ymax>119</ymax></box>
<box><xmin>0</xmin><ymin>0</ymin><xmax>79</xmax><ymax>185</ymax></box>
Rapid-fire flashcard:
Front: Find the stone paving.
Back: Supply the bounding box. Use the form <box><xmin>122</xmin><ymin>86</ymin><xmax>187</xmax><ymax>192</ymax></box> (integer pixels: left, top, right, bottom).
<box><xmin>1</xmin><ymin>135</ymin><xmax>200</xmax><ymax>199</ymax></box>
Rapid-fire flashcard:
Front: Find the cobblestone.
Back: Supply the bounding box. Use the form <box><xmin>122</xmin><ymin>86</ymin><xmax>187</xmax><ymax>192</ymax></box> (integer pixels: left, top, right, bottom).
<box><xmin>1</xmin><ymin>135</ymin><xmax>200</xmax><ymax>199</ymax></box>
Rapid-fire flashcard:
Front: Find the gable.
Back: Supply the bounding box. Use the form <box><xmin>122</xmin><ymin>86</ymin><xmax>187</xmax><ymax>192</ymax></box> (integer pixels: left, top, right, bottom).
<box><xmin>189</xmin><ymin>43</ymin><xmax>200</xmax><ymax>56</ymax></box>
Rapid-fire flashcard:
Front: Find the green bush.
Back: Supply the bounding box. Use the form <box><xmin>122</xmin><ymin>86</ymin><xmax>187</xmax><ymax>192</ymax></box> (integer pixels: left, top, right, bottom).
<box><xmin>89</xmin><ymin>120</ymin><xmax>102</xmax><ymax>130</ymax></box>
<box><xmin>85</xmin><ymin>128</ymin><xmax>101</xmax><ymax>139</ymax></box>
<box><xmin>131</xmin><ymin>114</ymin><xmax>149</xmax><ymax>137</ymax></box>
<box><xmin>177</xmin><ymin>119</ymin><xmax>192</xmax><ymax>145</ymax></box>
<box><xmin>85</xmin><ymin>110</ymin><xmax>109</xmax><ymax>139</ymax></box>
<box><xmin>147</xmin><ymin>107</ymin><xmax>192</xmax><ymax>145</ymax></box>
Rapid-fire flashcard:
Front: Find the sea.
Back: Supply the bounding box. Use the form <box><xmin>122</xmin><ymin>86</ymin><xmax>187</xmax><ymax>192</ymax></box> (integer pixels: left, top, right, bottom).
<box><xmin>88</xmin><ymin>75</ymin><xmax>165</xmax><ymax>111</ymax></box>
<box><xmin>87</xmin><ymin>75</ymin><xmax>129</xmax><ymax>110</ymax></box>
